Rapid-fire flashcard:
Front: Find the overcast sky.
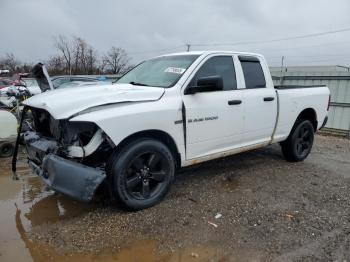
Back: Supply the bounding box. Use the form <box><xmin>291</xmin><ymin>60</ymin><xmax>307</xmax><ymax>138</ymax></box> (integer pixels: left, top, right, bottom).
<box><xmin>1</xmin><ymin>0</ymin><xmax>350</xmax><ymax>67</ymax></box>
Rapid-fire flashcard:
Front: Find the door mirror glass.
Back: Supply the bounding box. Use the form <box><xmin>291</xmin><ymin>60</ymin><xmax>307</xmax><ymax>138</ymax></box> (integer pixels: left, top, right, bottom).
<box><xmin>186</xmin><ymin>76</ymin><xmax>223</xmax><ymax>94</ymax></box>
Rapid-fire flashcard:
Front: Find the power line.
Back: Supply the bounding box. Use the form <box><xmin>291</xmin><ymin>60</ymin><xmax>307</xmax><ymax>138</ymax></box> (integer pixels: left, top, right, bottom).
<box><xmin>252</xmin><ymin>40</ymin><xmax>350</xmax><ymax>53</ymax></box>
<box><xmin>190</xmin><ymin>27</ymin><xmax>350</xmax><ymax>47</ymax></box>
<box><xmin>124</xmin><ymin>27</ymin><xmax>350</xmax><ymax>57</ymax></box>
<box><xmin>125</xmin><ymin>27</ymin><xmax>350</xmax><ymax>62</ymax></box>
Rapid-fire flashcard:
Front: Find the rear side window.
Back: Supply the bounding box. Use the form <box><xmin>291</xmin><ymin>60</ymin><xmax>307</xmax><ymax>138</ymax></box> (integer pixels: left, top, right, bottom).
<box><xmin>190</xmin><ymin>56</ymin><xmax>237</xmax><ymax>91</ymax></box>
<box><xmin>239</xmin><ymin>56</ymin><xmax>266</xmax><ymax>89</ymax></box>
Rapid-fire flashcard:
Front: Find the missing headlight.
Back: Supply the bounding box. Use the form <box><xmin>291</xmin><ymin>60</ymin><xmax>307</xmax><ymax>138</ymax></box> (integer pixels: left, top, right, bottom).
<box><xmin>60</xmin><ymin>121</ymin><xmax>98</xmax><ymax>146</ymax></box>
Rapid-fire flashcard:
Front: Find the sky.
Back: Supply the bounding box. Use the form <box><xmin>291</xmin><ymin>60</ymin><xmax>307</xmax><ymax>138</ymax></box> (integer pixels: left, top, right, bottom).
<box><xmin>1</xmin><ymin>0</ymin><xmax>350</xmax><ymax>67</ymax></box>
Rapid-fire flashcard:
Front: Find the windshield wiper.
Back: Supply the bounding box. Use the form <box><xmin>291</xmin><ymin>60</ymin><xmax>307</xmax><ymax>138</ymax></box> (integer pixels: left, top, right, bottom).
<box><xmin>129</xmin><ymin>81</ymin><xmax>149</xmax><ymax>86</ymax></box>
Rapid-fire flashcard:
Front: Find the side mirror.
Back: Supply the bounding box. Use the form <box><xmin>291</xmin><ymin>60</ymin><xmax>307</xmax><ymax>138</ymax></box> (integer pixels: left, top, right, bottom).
<box><xmin>185</xmin><ymin>76</ymin><xmax>223</xmax><ymax>95</ymax></box>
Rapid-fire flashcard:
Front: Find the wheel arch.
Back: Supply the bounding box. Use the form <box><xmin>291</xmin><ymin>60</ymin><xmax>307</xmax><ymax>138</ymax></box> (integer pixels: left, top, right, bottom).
<box><xmin>295</xmin><ymin>108</ymin><xmax>318</xmax><ymax>131</ymax></box>
<box><xmin>112</xmin><ymin>129</ymin><xmax>181</xmax><ymax>168</ymax></box>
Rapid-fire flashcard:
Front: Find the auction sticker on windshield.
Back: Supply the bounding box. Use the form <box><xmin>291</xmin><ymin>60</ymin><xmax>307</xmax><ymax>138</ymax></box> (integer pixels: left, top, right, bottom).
<box><xmin>164</xmin><ymin>67</ymin><xmax>186</xmax><ymax>74</ymax></box>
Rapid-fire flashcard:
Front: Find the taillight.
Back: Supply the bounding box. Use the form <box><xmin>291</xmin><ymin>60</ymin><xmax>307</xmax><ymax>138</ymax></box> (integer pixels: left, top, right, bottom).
<box><xmin>327</xmin><ymin>95</ymin><xmax>331</xmax><ymax>111</ymax></box>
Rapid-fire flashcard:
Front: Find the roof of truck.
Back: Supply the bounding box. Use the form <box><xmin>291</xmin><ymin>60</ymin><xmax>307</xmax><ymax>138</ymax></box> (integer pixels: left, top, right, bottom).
<box><xmin>159</xmin><ymin>50</ymin><xmax>263</xmax><ymax>58</ymax></box>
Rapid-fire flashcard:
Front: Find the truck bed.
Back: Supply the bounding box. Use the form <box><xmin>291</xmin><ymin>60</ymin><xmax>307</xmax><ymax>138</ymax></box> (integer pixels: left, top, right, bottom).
<box><xmin>272</xmin><ymin>84</ymin><xmax>330</xmax><ymax>143</ymax></box>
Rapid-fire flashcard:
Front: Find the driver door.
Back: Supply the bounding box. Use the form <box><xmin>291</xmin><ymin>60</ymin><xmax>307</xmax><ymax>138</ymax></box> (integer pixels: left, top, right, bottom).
<box><xmin>182</xmin><ymin>55</ymin><xmax>244</xmax><ymax>160</ymax></box>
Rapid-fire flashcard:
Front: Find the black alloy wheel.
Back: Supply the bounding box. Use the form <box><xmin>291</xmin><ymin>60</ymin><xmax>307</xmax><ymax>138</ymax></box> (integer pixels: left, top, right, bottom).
<box><xmin>281</xmin><ymin>119</ymin><xmax>315</xmax><ymax>162</ymax></box>
<box><xmin>125</xmin><ymin>151</ymin><xmax>170</xmax><ymax>200</ymax></box>
<box><xmin>294</xmin><ymin>124</ymin><xmax>313</xmax><ymax>159</ymax></box>
<box><xmin>108</xmin><ymin>138</ymin><xmax>175</xmax><ymax>210</ymax></box>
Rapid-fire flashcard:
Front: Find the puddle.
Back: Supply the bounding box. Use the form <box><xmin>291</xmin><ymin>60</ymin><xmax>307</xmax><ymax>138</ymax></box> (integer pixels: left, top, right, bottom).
<box><xmin>0</xmin><ymin>153</ymin><xmax>99</xmax><ymax>262</ymax></box>
<box><xmin>0</xmin><ymin>152</ymin><xmax>228</xmax><ymax>262</ymax></box>
<box><xmin>165</xmin><ymin>245</ymin><xmax>229</xmax><ymax>262</ymax></box>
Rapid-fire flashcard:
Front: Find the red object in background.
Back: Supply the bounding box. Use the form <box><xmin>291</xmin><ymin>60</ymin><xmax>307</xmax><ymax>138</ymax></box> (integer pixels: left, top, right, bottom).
<box><xmin>0</xmin><ymin>78</ymin><xmax>13</xmax><ymax>89</ymax></box>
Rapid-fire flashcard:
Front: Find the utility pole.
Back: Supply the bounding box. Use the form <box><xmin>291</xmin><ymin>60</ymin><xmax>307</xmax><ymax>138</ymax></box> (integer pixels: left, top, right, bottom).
<box><xmin>280</xmin><ymin>56</ymin><xmax>285</xmax><ymax>86</ymax></box>
<box><xmin>186</xmin><ymin>44</ymin><xmax>191</xmax><ymax>52</ymax></box>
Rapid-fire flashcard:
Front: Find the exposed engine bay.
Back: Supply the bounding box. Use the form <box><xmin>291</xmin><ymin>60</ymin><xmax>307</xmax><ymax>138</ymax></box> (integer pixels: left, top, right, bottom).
<box><xmin>19</xmin><ymin>107</ymin><xmax>114</xmax><ymax>201</ymax></box>
<box><xmin>24</xmin><ymin>107</ymin><xmax>114</xmax><ymax>167</ymax></box>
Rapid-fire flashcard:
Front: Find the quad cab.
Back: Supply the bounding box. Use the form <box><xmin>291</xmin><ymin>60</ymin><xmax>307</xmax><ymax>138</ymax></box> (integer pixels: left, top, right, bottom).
<box><xmin>14</xmin><ymin>51</ymin><xmax>330</xmax><ymax>210</ymax></box>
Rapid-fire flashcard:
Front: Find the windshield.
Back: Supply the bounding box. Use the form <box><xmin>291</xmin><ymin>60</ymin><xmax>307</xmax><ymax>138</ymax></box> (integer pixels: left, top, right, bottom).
<box><xmin>117</xmin><ymin>55</ymin><xmax>199</xmax><ymax>88</ymax></box>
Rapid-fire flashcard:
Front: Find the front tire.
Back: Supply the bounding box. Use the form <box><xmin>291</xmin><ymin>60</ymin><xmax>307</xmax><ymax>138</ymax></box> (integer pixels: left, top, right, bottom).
<box><xmin>281</xmin><ymin>119</ymin><xmax>315</xmax><ymax>162</ymax></box>
<box><xmin>108</xmin><ymin>138</ymin><xmax>175</xmax><ymax>210</ymax></box>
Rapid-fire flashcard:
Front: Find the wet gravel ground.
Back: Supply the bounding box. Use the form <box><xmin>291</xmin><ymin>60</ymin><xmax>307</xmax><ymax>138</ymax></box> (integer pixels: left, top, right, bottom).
<box><xmin>17</xmin><ymin>136</ymin><xmax>350</xmax><ymax>260</ymax></box>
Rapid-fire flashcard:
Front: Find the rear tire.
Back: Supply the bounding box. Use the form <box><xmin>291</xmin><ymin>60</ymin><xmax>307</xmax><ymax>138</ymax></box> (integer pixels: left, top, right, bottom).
<box><xmin>107</xmin><ymin>138</ymin><xmax>175</xmax><ymax>210</ymax></box>
<box><xmin>281</xmin><ymin>119</ymin><xmax>314</xmax><ymax>162</ymax></box>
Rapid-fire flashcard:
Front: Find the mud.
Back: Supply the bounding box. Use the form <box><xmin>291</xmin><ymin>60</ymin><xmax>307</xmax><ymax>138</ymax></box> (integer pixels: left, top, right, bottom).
<box><xmin>0</xmin><ymin>135</ymin><xmax>349</xmax><ymax>261</ymax></box>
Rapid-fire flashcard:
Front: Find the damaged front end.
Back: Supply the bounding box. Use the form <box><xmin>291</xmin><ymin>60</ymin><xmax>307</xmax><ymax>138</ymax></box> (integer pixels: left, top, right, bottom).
<box><xmin>15</xmin><ymin>107</ymin><xmax>112</xmax><ymax>202</ymax></box>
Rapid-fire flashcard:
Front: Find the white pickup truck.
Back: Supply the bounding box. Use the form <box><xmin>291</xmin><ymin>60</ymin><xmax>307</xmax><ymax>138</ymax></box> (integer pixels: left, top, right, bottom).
<box><xmin>14</xmin><ymin>51</ymin><xmax>330</xmax><ymax>210</ymax></box>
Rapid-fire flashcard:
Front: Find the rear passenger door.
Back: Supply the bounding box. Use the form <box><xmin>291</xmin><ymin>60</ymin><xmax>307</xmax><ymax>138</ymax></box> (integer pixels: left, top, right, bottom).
<box><xmin>239</xmin><ymin>56</ymin><xmax>277</xmax><ymax>145</ymax></box>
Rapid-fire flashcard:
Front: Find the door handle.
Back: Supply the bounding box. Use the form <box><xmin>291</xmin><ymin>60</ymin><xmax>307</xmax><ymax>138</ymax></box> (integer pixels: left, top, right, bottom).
<box><xmin>228</xmin><ymin>100</ymin><xmax>242</xmax><ymax>105</ymax></box>
<box><xmin>264</xmin><ymin>97</ymin><xmax>275</xmax><ymax>102</ymax></box>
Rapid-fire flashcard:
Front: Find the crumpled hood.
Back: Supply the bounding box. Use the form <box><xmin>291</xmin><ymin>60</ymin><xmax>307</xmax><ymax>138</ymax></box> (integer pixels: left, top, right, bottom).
<box><xmin>23</xmin><ymin>83</ymin><xmax>165</xmax><ymax>119</ymax></box>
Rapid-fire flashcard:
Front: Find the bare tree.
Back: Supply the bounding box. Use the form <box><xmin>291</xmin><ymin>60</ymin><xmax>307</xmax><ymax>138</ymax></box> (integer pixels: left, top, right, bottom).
<box><xmin>70</xmin><ymin>36</ymin><xmax>99</xmax><ymax>74</ymax></box>
<box><xmin>46</xmin><ymin>55</ymin><xmax>65</xmax><ymax>75</ymax></box>
<box><xmin>0</xmin><ymin>53</ymin><xmax>22</xmax><ymax>72</ymax></box>
<box><xmin>53</xmin><ymin>35</ymin><xmax>100</xmax><ymax>75</ymax></box>
<box><xmin>2</xmin><ymin>35</ymin><xmax>132</xmax><ymax>76</ymax></box>
<box><xmin>87</xmin><ymin>47</ymin><xmax>98</xmax><ymax>74</ymax></box>
<box><xmin>54</xmin><ymin>35</ymin><xmax>72</xmax><ymax>75</ymax></box>
<box><xmin>102</xmin><ymin>47</ymin><xmax>130</xmax><ymax>74</ymax></box>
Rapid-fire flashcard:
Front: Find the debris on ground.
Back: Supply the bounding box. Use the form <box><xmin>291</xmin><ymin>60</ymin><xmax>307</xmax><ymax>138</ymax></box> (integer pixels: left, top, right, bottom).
<box><xmin>191</xmin><ymin>252</ymin><xmax>199</xmax><ymax>258</ymax></box>
<box><xmin>208</xmin><ymin>221</ymin><xmax>218</xmax><ymax>228</ymax></box>
<box><xmin>282</xmin><ymin>213</ymin><xmax>295</xmax><ymax>220</ymax></box>
<box><xmin>215</xmin><ymin>213</ymin><xmax>222</xmax><ymax>219</ymax></box>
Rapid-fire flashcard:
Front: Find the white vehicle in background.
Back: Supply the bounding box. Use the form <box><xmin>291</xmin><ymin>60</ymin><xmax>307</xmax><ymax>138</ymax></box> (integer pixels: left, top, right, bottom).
<box><xmin>0</xmin><ymin>69</ymin><xmax>10</xmax><ymax>74</ymax></box>
<box><xmin>0</xmin><ymin>78</ymin><xmax>40</xmax><ymax>108</ymax></box>
<box><xmin>0</xmin><ymin>110</ymin><xmax>17</xmax><ymax>157</ymax></box>
<box><xmin>22</xmin><ymin>78</ymin><xmax>42</xmax><ymax>95</ymax></box>
<box><xmin>16</xmin><ymin>51</ymin><xmax>330</xmax><ymax>210</ymax></box>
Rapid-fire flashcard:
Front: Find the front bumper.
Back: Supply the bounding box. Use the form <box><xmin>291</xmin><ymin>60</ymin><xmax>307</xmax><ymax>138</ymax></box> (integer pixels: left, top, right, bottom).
<box><xmin>28</xmin><ymin>154</ymin><xmax>106</xmax><ymax>202</ymax></box>
<box><xmin>24</xmin><ymin>131</ymin><xmax>106</xmax><ymax>202</ymax></box>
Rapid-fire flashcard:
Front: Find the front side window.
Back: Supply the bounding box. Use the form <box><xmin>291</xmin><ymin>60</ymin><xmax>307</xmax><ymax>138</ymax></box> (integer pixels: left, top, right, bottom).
<box><xmin>189</xmin><ymin>56</ymin><xmax>237</xmax><ymax>91</ymax></box>
<box><xmin>240</xmin><ymin>57</ymin><xmax>266</xmax><ymax>89</ymax></box>
<box><xmin>117</xmin><ymin>55</ymin><xmax>199</xmax><ymax>88</ymax></box>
